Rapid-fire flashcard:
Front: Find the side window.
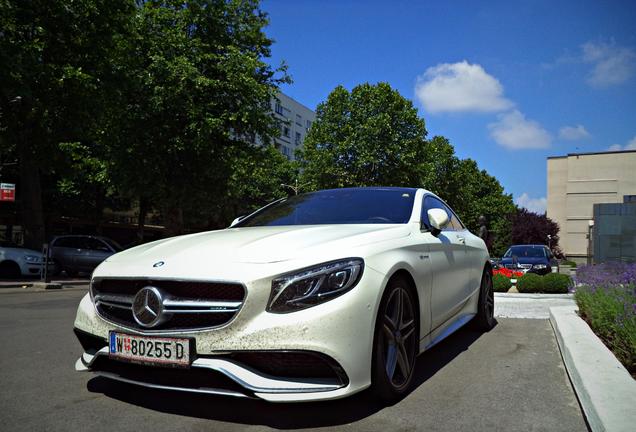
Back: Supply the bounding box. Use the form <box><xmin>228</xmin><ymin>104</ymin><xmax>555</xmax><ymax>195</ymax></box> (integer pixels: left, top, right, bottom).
<box><xmin>422</xmin><ymin>195</ymin><xmax>454</xmax><ymax>231</ymax></box>
<box><xmin>55</xmin><ymin>237</ymin><xmax>81</xmax><ymax>248</ymax></box>
<box><xmin>87</xmin><ymin>238</ymin><xmax>111</xmax><ymax>252</ymax></box>
<box><xmin>52</xmin><ymin>238</ymin><xmax>69</xmax><ymax>248</ymax></box>
<box><xmin>449</xmin><ymin>212</ymin><xmax>464</xmax><ymax>231</ymax></box>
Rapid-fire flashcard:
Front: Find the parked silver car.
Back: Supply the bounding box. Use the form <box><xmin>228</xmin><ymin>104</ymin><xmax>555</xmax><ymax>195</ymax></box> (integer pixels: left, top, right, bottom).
<box><xmin>0</xmin><ymin>240</ymin><xmax>57</xmax><ymax>278</ymax></box>
<box><xmin>50</xmin><ymin>235</ymin><xmax>123</xmax><ymax>276</ymax></box>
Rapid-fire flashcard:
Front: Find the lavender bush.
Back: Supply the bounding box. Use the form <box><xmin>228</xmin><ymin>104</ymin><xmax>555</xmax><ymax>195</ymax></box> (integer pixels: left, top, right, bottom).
<box><xmin>575</xmin><ymin>261</ymin><xmax>636</xmax><ymax>286</ymax></box>
<box><xmin>574</xmin><ymin>262</ymin><xmax>636</xmax><ymax>376</ymax></box>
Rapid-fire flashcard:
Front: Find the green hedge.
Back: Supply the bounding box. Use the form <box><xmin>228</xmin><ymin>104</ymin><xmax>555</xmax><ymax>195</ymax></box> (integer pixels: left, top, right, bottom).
<box><xmin>561</xmin><ymin>260</ymin><xmax>577</xmax><ymax>268</ymax></box>
<box><xmin>516</xmin><ymin>273</ymin><xmax>542</xmax><ymax>293</ymax></box>
<box><xmin>493</xmin><ymin>274</ymin><xmax>512</xmax><ymax>292</ymax></box>
<box><xmin>542</xmin><ymin>273</ymin><xmax>573</xmax><ymax>293</ymax></box>
<box><xmin>516</xmin><ymin>273</ymin><xmax>572</xmax><ymax>293</ymax></box>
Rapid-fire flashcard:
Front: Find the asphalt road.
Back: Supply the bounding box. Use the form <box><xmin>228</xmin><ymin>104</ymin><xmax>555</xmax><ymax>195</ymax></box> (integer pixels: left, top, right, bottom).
<box><xmin>0</xmin><ymin>288</ymin><xmax>587</xmax><ymax>432</ymax></box>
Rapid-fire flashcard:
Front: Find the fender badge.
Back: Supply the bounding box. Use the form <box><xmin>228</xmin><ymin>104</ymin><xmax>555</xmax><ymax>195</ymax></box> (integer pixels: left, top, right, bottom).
<box><xmin>153</xmin><ymin>261</ymin><xmax>165</xmax><ymax>268</ymax></box>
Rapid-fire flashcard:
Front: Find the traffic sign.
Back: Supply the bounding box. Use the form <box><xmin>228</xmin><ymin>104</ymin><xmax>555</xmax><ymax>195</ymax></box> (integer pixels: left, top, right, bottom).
<box><xmin>0</xmin><ymin>183</ymin><xmax>15</xmax><ymax>201</ymax></box>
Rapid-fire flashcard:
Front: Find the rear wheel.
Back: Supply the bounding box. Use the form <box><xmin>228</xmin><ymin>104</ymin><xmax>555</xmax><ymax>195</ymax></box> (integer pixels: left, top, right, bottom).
<box><xmin>0</xmin><ymin>261</ymin><xmax>21</xmax><ymax>279</ymax></box>
<box><xmin>372</xmin><ymin>276</ymin><xmax>418</xmax><ymax>402</ymax></box>
<box><xmin>472</xmin><ymin>269</ymin><xmax>495</xmax><ymax>331</ymax></box>
<box><xmin>64</xmin><ymin>268</ymin><xmax>78</xmax><ymax>278</ymax></box>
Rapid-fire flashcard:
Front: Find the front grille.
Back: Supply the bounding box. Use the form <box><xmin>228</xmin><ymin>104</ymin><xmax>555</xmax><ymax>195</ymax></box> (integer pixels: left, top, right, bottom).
<box><xmin>505</xmin><ymin>264</ymin><xmax>532</xmax><ymax>270</ymax></box>
<box><xmin>91</xmin><ymin>278</ymin><xmax>245</xmax><ymax>332</ymax></box>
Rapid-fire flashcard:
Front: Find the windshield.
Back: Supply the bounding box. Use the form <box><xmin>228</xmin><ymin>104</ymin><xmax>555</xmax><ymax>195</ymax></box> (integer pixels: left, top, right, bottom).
<box><xmin>237</xmin><ymin>188</ymin><xmax>416</xmax><ymax>227</ymax></box>
<box><xmin>504</xmin><ymin>246</ymin><xmax>546</xmax><ymax>258</ymax></box>
<box><xmin>102</xmin><ymin>238</ymin><xmax>123</xmax><ymax>252</ymax></box>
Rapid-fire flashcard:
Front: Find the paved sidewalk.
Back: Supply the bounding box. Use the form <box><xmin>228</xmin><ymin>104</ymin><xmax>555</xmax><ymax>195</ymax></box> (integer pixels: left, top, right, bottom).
<box><xmin>495</xmin><ymin>293</ymin><xmax>576</xmax><ymax>319</ymax></box>
<box><xmin>0</xmin><ymin>277</ymin><xmax>89</xmax><ymax>289</ymax></box>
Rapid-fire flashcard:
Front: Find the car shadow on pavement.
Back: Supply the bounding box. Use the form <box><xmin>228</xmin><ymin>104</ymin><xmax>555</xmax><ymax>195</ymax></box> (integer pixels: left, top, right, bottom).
<box><xmin>87</xmin><ymin>323</ymin><xmax>492</xmax><ymax>429</ymax></box>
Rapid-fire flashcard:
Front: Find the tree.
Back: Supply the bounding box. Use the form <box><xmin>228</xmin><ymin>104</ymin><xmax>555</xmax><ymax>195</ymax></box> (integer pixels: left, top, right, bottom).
<box><xmin>0</xmin><ymin>0</ymin><xmax>135</xmax><ymax>247</ymax></box>
<box><xmin>298</xmin><ymin>83</ymin><xmax>429</xmax><ymax>189</ymax></box>
<box><xmin>510</xmin><ymin>207</ymin><xmax>561</xmax><ymax>255</ymax></box>
<box><xmin>106</xmin><ymin>0</ymin><xmax>290</xmax><ymax>236</ymax></box>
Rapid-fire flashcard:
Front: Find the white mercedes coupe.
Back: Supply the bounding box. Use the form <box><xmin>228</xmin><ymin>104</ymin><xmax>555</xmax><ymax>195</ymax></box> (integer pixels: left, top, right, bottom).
<box><xmin>74</xmin><ymin>187</ymin><xmax>494</xmax><ymax>402</ymax></box>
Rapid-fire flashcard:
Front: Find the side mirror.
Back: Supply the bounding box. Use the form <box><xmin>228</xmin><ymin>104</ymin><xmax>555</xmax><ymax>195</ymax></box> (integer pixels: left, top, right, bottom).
<box><xmin>427</xmin><ymin>208</ymin><xmax>450</xmax><ymax>234</ymax></box>
<box><xmin>230</xmin><ymin>215</ymin><xmax>246</xmax><ymax>227</ymax></box>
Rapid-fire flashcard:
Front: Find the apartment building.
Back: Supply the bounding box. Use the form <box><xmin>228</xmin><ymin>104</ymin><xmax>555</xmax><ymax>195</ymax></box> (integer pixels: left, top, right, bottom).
<box><xmin>546</xmin><ymin>150</ymin><xmax>636</xmax><ymax>263</ymax></box>
<box><xmin>271</xmin><ymin>93</ymin><xmax>316</xmax><ymax>160</ymax></box>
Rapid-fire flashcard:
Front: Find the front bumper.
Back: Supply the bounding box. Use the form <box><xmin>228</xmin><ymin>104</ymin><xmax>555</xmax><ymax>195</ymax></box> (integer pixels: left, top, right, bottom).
<box><xmin>73</xmin><ymin>266</ymin><xmax>386</xmax><ymax>402</ymax></box>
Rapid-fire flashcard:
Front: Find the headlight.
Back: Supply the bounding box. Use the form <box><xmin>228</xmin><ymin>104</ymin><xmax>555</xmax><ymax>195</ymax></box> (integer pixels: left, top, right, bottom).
<box><xmin>24</xmin><ymin>255</ymin><xmax>42</xmax><ymax>263</ymax></box>
<box><xmin>268</xmin><ymin>258</ymin><xmax>364</xmax><ymax>313</ymax></box>
<box><xmin>533</xmin><ymin>264</ymin><xmax>547</xmax><ymax>269</ymax></box>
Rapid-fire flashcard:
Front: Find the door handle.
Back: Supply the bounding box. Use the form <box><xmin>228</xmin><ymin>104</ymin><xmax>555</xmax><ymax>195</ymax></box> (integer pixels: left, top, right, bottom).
<box><xmin>457</xmin><ymin>236</ymin><xmax>466</xmax><ymax>244</ymax></box>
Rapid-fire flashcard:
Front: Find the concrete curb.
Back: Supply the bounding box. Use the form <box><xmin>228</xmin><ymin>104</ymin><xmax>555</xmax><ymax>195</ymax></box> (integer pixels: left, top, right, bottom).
<box><xmin>550</xmin><ymin>305</ymin><xmax>636</xmax><ymax>432</ymax></box>
<box><xmin>496</xmin><ymin>293</ymin><xmax>573</xmax><ymax>299</ymax></box>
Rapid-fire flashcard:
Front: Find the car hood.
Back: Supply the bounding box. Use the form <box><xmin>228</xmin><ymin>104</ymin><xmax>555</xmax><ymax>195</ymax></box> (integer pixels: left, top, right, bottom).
<box><xmin>0</xmin><ymin>247</ymin><xmax>43</xmax><ymax>257</ymax></box>
<box><xmin>105</xmin><ymin>224</ymin><xmax>410</xmax><ymax>269</ymax></box>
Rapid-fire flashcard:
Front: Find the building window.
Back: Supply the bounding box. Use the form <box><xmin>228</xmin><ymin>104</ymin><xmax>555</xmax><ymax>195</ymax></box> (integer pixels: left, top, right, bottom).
<box><xmin>296</xmin><ymin>114</ymin><xmax>302</xmax><ymax>126</ymax></box>
<box><xmin>306</xmin><ymin>119</ymin><xmax>312</xmax><ymax>131</ymax></box>
<box><xmin>295</xmin><ymin>132</ymin><xmax>301</xmax><ymax>145</ymax></box>
<box><xmin>275</xmin><ymin>101</ymin><xmax>283</xmax><ymax>115</ymax></box>
<box><xmin>282</xmin><ymin>126</ymin><xmax>290</xmax><ymax>138</ymax></box>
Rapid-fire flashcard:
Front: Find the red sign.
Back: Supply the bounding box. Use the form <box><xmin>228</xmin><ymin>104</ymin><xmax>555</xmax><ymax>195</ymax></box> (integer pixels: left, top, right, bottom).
<box><xmin>0</xmin><ymin>183</ymin><xmax>15</xmax><ymax>202</ymax></box>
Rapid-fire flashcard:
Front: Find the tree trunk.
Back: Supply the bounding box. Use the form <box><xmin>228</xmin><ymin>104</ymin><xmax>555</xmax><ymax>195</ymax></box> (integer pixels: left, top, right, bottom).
<box><xmin>137</xmin><ymin>196</ymin><xmax>147</xmax><ymax>242</ymax></box>
<box><xmin>162</xmin><ymin>200</ymin><xmax>183</xmax><ymax>237</ymax></box>
<box><xmin>18</xmin><ymin>143</ymin><xmax>45</xmax><ymax>249</ymax></box>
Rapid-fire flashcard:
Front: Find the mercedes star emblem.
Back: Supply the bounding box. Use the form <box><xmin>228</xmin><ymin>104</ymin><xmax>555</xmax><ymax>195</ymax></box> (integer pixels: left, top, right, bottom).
<box><xmin>132</xmin><ymin>286</ymin><xmax>165</xmax><ymax>328</ymax></box>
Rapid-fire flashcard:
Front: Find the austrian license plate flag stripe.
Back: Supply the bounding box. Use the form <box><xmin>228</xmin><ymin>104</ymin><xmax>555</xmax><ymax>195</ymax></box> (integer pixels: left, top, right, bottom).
<box><xmin>108</xmin><ymin>332</ymin><xmax>191</xmax><ymax>367</ymax></box>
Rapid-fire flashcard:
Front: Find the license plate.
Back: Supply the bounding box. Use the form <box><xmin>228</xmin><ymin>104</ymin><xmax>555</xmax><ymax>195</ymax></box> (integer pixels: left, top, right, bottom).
<box><xmin>109</xmin><ymin>332</ymin><xmax>191</xmax><ymax>367</ymax></box>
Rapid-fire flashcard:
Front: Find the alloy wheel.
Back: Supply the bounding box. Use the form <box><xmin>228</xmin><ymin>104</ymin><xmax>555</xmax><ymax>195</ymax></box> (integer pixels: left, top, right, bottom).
<box><xmin>484</xmin><ymin>272</ymin><xmax>494</xmax><ymax>320</ymax></box>
<box><xmin>381</xmin><ymin>286</ymin><xmax>417</xmax><ymax>389</ymax></box>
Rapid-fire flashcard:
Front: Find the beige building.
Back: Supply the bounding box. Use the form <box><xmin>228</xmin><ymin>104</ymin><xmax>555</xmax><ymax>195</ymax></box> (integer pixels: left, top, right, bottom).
<box><xmin>547</xmin><ymin>150</ymin><xmax>636</xmax><ymax>262</ymax></box>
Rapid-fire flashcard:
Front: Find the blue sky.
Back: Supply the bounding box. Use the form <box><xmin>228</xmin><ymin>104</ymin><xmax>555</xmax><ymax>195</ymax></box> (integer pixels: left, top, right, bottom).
<box><xmin>261</xmin><ymin>0</ymin><xmax>636</xmax><ymax>213</ymax></box>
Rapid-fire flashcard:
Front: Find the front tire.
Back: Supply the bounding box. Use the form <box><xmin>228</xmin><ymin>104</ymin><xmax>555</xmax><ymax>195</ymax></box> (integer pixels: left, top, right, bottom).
<box><xmin>472</xmin><ymin>269</ymin><xmax>495</xmax><ymax>331</ymax></box>
<box><xmin>371</xmin><ymin>276</ymin><xmax>418</xmax><ymax>402</ymax></box>
<box><xmin>0</xmin><ymin>261</ymin><xmax>21</xmax><ymax>279</ymax></box>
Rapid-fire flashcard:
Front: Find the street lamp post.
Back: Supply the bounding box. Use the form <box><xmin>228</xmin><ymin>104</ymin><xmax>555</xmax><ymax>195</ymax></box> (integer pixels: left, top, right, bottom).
<box><xmin>280</xmin><ymin>179</ymin><xmax>307</xmax><ymax>195</ymax></box>
<box><xmin>587</xmin><ymin>219</ymin><xmax>594</xmax><ymax>266</ymax></box>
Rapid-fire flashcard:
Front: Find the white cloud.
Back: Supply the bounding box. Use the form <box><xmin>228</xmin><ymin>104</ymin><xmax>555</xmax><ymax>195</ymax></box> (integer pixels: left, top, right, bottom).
<box><xmin>414</xmin><ymin>61</ymin><xmax>513</xmax><ymax>113</ymax></box>
<box><xmin>582</xmin><ymin>41</ymin><xmax>636</xmax><ymax>88</ymax></box>
<box><xmin>515</xmin><ymin>193</ymin><xmax>547</xmax><ymax>214</ymax></box>
<box><xmin>488</xmin><ymin>110</ymin><xmax>552</xmax><ymax>149</ymax></box>
<box><xmin>607</xmin><ymin>135</ymin><xmax>636</xmax><ymax>151</ymax></box>
<box><xmin>558</xmin><ymin>124</ymin><xmax>590</xmax><ymax>141</ymax></box>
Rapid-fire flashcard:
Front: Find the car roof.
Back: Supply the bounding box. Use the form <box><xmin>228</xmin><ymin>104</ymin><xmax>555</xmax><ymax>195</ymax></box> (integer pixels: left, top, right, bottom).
<box><xmin>309</xmin><ymin>186</ymin><xmax>421</xmax><ymax>194</ymax></box>
<box><xmin>509</xmin><ymin>244</ymin><xmax>548</xmax><ymax>248</ymax></box>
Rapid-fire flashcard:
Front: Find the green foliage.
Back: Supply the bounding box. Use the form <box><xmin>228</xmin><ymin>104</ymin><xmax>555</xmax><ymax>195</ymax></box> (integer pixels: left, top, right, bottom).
<box><xmin>510</xmin><ymin>207</ymin><xmax>561</xmax><ymax>256</ymax></box>
<box><xmin>515</xmin><ymin>272</ymin><xmax>572</xmax><ymax>293</ymax></box>
<box><xmin>298</xmin><ymin>83</ymin><xmax>428</xmax><ymax>189</ymax></box>
<box><xmin>493</xmin><ymin>274</ymin><xmax>512</xmax><ymax>292</ymax></box>
<box><xmin>516</xmin><ymin>273</ymin><xmax>543</xmax><ymax>293</ymax></box>
<box><xmin>105</xmin><ymin>0</ymin><xmax>290</xmax><ymax>234</ymax></box>
<box><xmin>575</xmin><ymin>285</ymin><xmax>636</xmax><ymax>375</ymax></box>
<box><xmin>541</xmin><ymin>273</ymin><xmax>572</xmax><ymax>293</ymax></box>
<box><xmin>561</xmin><ymin>260</ymin><xmax>577</xmax><ymax>268</ymax></box>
